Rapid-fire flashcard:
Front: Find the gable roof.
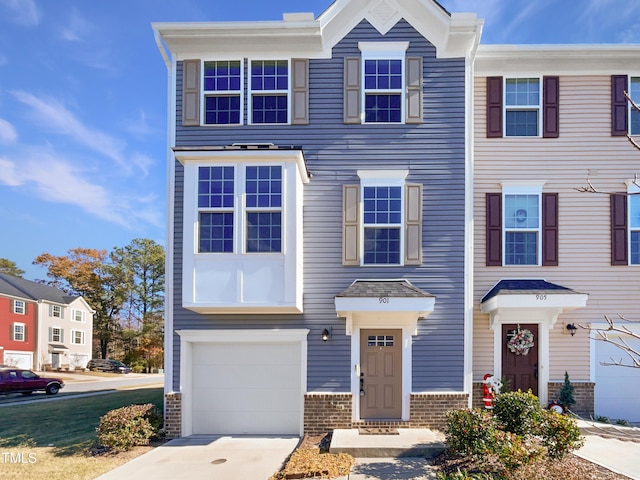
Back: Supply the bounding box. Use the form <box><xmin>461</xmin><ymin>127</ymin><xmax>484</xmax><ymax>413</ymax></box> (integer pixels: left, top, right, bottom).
<box><xmin>336</xmin><ymin>279</ymin><xmax>434</xmax><ymax>298</ymax></box>
<box><xmin>481</xmin><ymin>279</ymin><xmax>583</xmax><ymax>304</ymax></box>
<box><xmin>0</xmin><ymin>273</ymin><xmax>79</xmax><ymax>306</ymax></box>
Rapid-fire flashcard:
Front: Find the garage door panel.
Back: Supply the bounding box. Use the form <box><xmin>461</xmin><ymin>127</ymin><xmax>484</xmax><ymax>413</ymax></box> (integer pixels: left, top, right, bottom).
<box><xmin>3</xmin><ymin>352</ymin><xmax>33</xmax><ymax>369</ymax></box>
<box><xmin>191</xmin><ymin>340</ymin><xmax>303</xmax><ymax>435</ymax></box>
<box><xmin>594</xmin><ymin>335</ymin><xmax>640</xmax><ymax>423</ymax></box>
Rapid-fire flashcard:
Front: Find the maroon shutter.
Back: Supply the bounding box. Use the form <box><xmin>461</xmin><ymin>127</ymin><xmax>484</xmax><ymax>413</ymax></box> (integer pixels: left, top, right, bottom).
<box><xmin>486</xmin><ymin>193</ymin><xmax>502</xmax><ymax>266</ymax></box>
<box><xmin>611</xmin><ymin>194</ymin><xmax>628</xmax><ymax>265</ymax></box>
<box><xmin>542</xmin><ymin>193</ymin><xmax>558</xmax><ymax>266</ymax></box>
<box><xmin>543</xmin><ymin>76</ymin><xmax>559</xmax><ymax>138</ymax></box>
<box><xmin>486</xmin><ymin>77</ymin><xmax>503</xmax><ymax>138</ymax></box>
<box><xmin>612</xmin><ymin>75</ymin><xmax>628</xmax><ymax>136</ymax></box>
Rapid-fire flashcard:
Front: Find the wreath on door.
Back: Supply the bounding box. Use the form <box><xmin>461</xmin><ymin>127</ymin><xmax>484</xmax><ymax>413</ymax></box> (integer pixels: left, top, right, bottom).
<box><xmin>507</xmin><ymin>327</ymin><xmax>534</xmax><ymax>356</ymax></box>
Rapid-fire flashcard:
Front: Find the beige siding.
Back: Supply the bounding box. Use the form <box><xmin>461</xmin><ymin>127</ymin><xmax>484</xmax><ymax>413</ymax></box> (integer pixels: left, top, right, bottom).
<box><xmin>474</xmin><ymin>75</ymin><xmax>640</xmax><ymax>383</ymax></box>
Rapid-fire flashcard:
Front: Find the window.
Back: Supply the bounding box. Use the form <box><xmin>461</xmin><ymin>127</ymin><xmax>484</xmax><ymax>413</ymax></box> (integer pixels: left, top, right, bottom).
<box><xmin>50</xmin><ymin>327</ymin><xmax>62</xmax><ymax>343</ymax></box>
<box><xmin>13</xmin><ymin>300</ymin><xmax>25</xmax><ymax>315</ymax></box>
<box><xmin>11</xmin><ymin>323</ymin><xmax>25</xmax><ymax>341</ymax></box>
<box><xmin>246</xmin><ymin>166</ymin><xmax>282</xmax><ymax>253</ymax></box>
<box><xmin>51</xmin><ymin>305</ymin><xmax>62</xmax><ymax>318</ymax></box>
<box><xmin>363</xmin><ymin>186</ymin><xmax>402</xmax><ymax>264</ymax></box>
<box><xmin>486</xmin><ymin>76</ymin><xmax>559</xmax><ymax>138</ymax></box>
<box><xmin>71</xmin><ymin>330</ymin><xmax>85</xmax><ymax>345</ymax></box>
<box><xmin>505</xmin><ymin>78</ymin><xmax>540</xmax><ymax>136</ymax></box>
<box><xmin>503</xmin><ymin>194</ymin><xmax>540</xmax><ymax>265</ymax></box>
<box><xmin>342</xmin><ymin>170</ymin><xmax>423</xmax><ymax>266</ymax></box>
<box><xmin>364</xmin><ymin>59</ymin><xmax>403</xmax><ymax>123</ymax></box>
<box><xmin>250</xmin><ymin>60</ymin><xmax>289</xmax><ymax>124</ymax></box>
<box><xmin>630</xmin><ymin>77</ymin><xmax>640</xmax><ymax>135</ymax></box>
<box><xmin>196</xmin><ymin>164</ymin><xmax>282</xmax><ymax>254</ymax></box>
<box><xmin>72</xmin><ymin>309</ymin><xmax>85</xmax><ymax>322</ymax></box>
<box><xmin>198</xmin><ymin>166</ymin><xmax>235</xmax><ymax>253</ymax></box>
<box><xmin>485</xmin><ymin>184</ymin><xmax>558</xmax><ymax>267</ymax></box>
<box><xmin>203</xmin><ymin>60</ymin><xmax>242</xmax><ymax>125</ymax></box>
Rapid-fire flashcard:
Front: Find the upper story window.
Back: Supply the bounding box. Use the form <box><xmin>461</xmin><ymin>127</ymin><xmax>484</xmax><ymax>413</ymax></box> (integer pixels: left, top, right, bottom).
<box><xmin>505</xmin><ymin>78</ymin><xmax>540</xmax><ymax>137</ymax></box>
<box><xmin>11</xmin><ymin>323</ymin><xmax>25</xmax><ymax>342</ymax></box>
<box><xmin>503</xmin><ymin>192</ymin><xmax>541</xmax><ymax>265</ymax></box>
<box><xmin>203</xmin><ymin>60</ymin><xmax>242</xmax><ymax>125</ymax></box>
<box><xmin>50</xmin><ymin>327</ymin><xmax>63</xmax><ymax>342</ymax></box>
<box><xmin>71</xmin><ymin>330</ymin><xmax>85</xmax><ymax>345</ymax></box>
<box><xmin>13</xmin><ymin>300</ymin><xmax>25</xmax><ymax>315</ymax></box>
<box><xmin>250</xmin><ymin>60</ymin><xmax>289</xmax><ymax>124</ymax></box>
<box><xmin>197</xmin><ymin>164</ymin><xmax>282</xmax><ymax>254</ymax></box>
<box><xmin>342</xmin><ymin>170</ymin><xmax>423</xmax><ymax>267</ymax></box>
<box><xmin>627</xmin><ymin>185</ymin><xmax>640</xmax><ymax>265</ymax></box>
<box><xmin>364</xmin><ymin>59</ymin><xmax>403</xmax><ymax>123</ymax></box>
<box><xmin>198</xmin><ymin>166</ymin><xmax>235</xmax><ymax>253</ymax></box>
<box><xmin>485</xmin><ymin>182</ymin><xmax>558</xmax><ymax>267</ymax></box>
<box><xmin>486</xmin><ymin>76</ymin><xmax>559</xmax><ymax>138</ymax></box>
<box><xmin>51</xmin><ymin>305</ymin><xmax>62</xmax><ymax>318</ymax></box>
<box><xmin>72</xmin><ymin>309</ymin><xmax>86</xmax><ymax>322</ymax></box>
<box><xmin>363</xmin><ymin>186</ymin><xmax>402</xmax><ymax>264</ymax></box>
<box><xmin>630</xmin><ymin>77</ymin><xmax>640</xmax><ymax>135</ymax></box>
<box><xmin>344</xmin><ymin>42</ymin><xmax>423</xmax><ymax>125</ymax></box>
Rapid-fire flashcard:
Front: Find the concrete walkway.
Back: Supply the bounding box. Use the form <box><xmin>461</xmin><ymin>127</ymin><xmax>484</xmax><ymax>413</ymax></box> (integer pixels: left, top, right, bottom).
<box><xmin>95</xmin><ymin>435</ymin><xmax>299</xmax><ymax>480</ymax></box>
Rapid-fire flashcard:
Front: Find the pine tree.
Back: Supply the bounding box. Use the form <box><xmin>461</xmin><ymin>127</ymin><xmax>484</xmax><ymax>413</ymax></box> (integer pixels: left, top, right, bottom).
<box><xmin>559</xmin><ymin>371</ymin><xmax>576</xmax><ymax>410</ymax></box>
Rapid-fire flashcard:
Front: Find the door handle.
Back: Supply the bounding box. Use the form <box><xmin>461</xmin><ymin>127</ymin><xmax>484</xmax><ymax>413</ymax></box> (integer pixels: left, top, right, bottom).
<box><xmin>534</xmin><ymin>362</ymin><xmax>538</xmax><ymax>380</ymax></box>
<box><xmin>359</xmin><ymin>372</ymin><xmax>365</xmax><ymax>396</ymax></box>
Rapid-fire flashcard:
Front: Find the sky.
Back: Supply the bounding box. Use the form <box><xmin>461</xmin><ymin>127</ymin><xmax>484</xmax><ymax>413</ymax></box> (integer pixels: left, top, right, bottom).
<box><xmin>1</xmin><ymin>0</ymin><xmax>639</xmax><ymax>281</ymax></box>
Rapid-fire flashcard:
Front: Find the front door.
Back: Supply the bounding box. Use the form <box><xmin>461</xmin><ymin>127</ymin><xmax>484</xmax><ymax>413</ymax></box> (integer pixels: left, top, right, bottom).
<box><xmin>360</xmin><ymin>329</ymin><xmax>402</xmax><ymax>419</ymax></box>
<box><xmin>502</xmin><ymin>324</ymin><xmax>538</xmax><ymax>395</ymax></box>
<box><xmin>52</xmin><ymin>353</ymin><xmax>60</xmax><ymax>369</ymax></box>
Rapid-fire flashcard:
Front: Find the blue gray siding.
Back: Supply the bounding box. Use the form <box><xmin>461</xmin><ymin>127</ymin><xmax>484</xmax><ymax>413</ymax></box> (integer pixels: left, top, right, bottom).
<box><xmin>171</xmin><ymin>20</ymin><xmax>466</xmax><ymax>392</ymax></box>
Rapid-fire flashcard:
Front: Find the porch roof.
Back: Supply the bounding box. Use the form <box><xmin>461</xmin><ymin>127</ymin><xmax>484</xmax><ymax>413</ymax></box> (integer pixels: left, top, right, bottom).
<box><xmin>335</xmin><ymin>279</ymin><xmax>435</xmax><ymax>298</ymax></box>
<box><xmin>481</xmin><ymin>279</ymin><xmax>584</xmax><ymax>303</ymax></box>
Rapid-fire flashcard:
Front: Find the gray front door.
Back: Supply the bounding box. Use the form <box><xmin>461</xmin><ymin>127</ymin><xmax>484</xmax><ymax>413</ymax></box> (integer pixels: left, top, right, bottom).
<box><xmin>51</xmin><ymin>353</ymin><xmax>60</xmax><ymax>369</ymax></box>
<box><xmin>360</xmin><ymin>329</ymin><xmax>402</xmax><ymax>419</ymax></box>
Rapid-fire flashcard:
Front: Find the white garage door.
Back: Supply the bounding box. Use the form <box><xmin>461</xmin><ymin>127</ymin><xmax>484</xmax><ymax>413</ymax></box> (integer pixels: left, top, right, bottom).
<box><xmin>3</xmin><ymin>351</ymin><xmax>33</xmax><ymax>369</ymax></box>
<box><xmin>191</xmin><ymin>341</ymin><xmax>302</xmax><ymax>435</ymax></box>
<box><xmin>594</xmin><ymin>334</ymin><xmax>640</xmax><ymax>423</ymax></box>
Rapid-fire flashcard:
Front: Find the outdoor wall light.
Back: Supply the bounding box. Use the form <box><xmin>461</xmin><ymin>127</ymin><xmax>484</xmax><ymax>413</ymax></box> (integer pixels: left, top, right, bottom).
<box><xmin>566</xmin><ymin>323</ymin><xmax>578</xmax><ymax>336</ymax></box>
<box><xmin>321</xmin><ymin>328</ymin><xmax>331</xmax><ymax>342</ymax></box>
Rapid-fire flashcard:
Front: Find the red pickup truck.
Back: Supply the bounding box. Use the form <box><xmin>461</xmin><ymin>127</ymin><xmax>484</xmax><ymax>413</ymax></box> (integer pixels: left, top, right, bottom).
<box><xmin>0</xmin><ymin>368</ymin><xmax>65</xmax><ymax>395</ymax></box>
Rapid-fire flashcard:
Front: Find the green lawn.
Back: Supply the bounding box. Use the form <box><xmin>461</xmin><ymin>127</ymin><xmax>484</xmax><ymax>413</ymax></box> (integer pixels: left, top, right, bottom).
<box><xmin>0</xmin><ymin>388</ymin><xmax>164</xmax><ymax>480</ymax></box>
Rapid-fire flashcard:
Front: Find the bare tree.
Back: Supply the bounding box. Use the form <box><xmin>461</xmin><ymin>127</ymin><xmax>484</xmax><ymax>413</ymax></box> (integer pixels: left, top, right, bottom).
<box><xmin>576</xmin><ymin>89</ymin><xmax>640</xmax><ymax>367</ymax></box>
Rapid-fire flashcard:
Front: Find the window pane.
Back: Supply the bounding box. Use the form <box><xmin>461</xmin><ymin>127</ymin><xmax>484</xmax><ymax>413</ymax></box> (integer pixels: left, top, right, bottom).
<box><xmin>364</xmin><ymin>227</ymin><xmax>400</xmax><ymax>264</ymax></box>
<box><xmin>204</xmin><ymin>61</ymin><xmax>241</xmax><ymax>92</ymax></box>
<box><xmin>630</xmin><ymin>195</ymin><xmax>640</xmax><ymax>228</ymax></box>
<box><xmin>205</xmin><ymin>95</ymin><xmax>241</xmax><ymax>125</ymax></box>
<box><xmin>365</xmin><ymin>94</ymin><xmax>402</xmax><ymax>123</ymax></box>
<box><xmin>363</xmin><ymin>186</ymin><xmax>402</xmax><ymax>226</ymax></box>
<box><xmin>505</xmin><ymin>232</ymin><xmax>538</xmax><ymax>265</ymax></box>
<box><xmin>198</xmin><ymin>166</ymin><xmax>234</xmax><ymax>208</ymax></box>
<box><xmin>364</xmin><ymin>60</ymin><xmax>402</xmax><ymax>90</ymax></box>
<box><xmin>247</xmin><ymin>212</ymin><xmax>282</xmax><ymax>253</ymax></box>
<box><xmin>251</xmin><ymin>60</ymin><xmax>288</xmax><ymax>91</ymax></box>
<box><xmin>246</xmin><ymin>166</ymin><xmax>282</xmax><ymax>208</ymax></box>
<box><xmin>631</xmin><ymin>78</ymin><xmax>640</xmax><ymax>135</ymax></box>
<box><xmin>252</xmin><ymin>95</ymin><xmax>288</xmax><ymax>124</ymax></box>
<box><xmin>631</xmin><ymin>231</ymin><xmax>640</xmax><ymax>265</ymax></box>
<box><xmin>505</xmin><ymin>110</ymin><xmax>538</xmax><ymax>136</ymax></box>
<box><xmin>199</xmin><ymin>213</ymin><xmax>234</xmax><ymax>253</ymax></box>
<box><xmin>505</xmin><ymin>78</ymin><xmax>539</xmax><ymax>106</ymax></box>
<box><xmin>504</xmin><ymin>194</ymin><xmax>539</xmax><ymax>229</ymax></box>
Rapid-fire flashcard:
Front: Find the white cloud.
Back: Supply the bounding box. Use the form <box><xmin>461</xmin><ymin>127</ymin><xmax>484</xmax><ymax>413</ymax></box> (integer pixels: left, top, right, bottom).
<box><xmin>59</xmin><ymin>8</ymin><xmax>93</xmax><ymax>42</ymax></box>
<box><xmin>0</xmin><ymin>118</ymin><xmax>17</xmax><ymax>144</ymax></box>
<box><xmin>123</xmin><ymin>110</ymin><xmax>154</xmax><ymax>137</ymax></box>
<box><xmin>11</xmin><ymin>90</ymin><xmax>132</xmax><ymax>173</ymax></box>
<box><xmin>1</xmin><ymin>0</ymin><xmax>40</xmax><ymax>27</ymax></box>
<box><xmin>0</xmin><ymin>53</ymin><xmax>7</xmax><ymax>66</ymax></box>
<box><xmin>0</xmin><ymin>157</ymin><xmax>21</xmax><ymax>186</ymax></box>
<box><xmin>130</xmin><ymin>153</ymin><xmax>155</xmax><ymax>177</ymax></box>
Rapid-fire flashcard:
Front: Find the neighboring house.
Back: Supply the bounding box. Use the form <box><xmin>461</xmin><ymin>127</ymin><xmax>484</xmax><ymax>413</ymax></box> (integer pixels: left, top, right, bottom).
<box><xmin>473</xmin><ymin>46</ymin><xmax>640</xmax><ymax>422</ymax></box>
<box><xmin>154</xmin><ymin>0</ymin><xmax>482</xmax><ymax>437</ymax></box>
<box><xmin>0</xmin><ymin>274</ymin><xmax>95</xmax><ymax>371</ymax></box>
<box><xmin>0</xmin><ymin>277</ymin><xmax>37</xmax><ymax>369</ymax></box>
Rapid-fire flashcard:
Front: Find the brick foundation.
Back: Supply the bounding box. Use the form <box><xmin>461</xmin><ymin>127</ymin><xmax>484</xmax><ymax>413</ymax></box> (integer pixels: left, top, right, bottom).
<box><xmin>548</xmin><ymin>381</ymin><xmax>594</xmax><ymax>418</ymax></box>
<box><xmin>164</xmin><ymin>392</ymin><xmax>182</xmax><ymax>438</ymax></box>
<box><xmin>304</xmin><ymin>392</ymin><xmax>469</xmax><ymax>434</ymax></box>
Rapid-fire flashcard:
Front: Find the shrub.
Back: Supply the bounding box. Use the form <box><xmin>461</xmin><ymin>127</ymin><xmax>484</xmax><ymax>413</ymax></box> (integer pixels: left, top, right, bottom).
<box><xmin>558</xmin><ymin>371</ymin><xmax>576</xmax><ymax>410</ymax></box>
<box><xmin>493</xmin><ymin>430</ymin><xmax>544</xmax><ymax>471</ymax></box>
<box><xmin>538</xmin><ymin>409</ymin><xmax>584</xmax><ymax>459</ymax></box>
<box><xmin>492</xmin><ymin>390</ymin><xmax>542</xmax><ymax>437</ymax></box>
<box><xmin>96</xmin><ymin>403</ymin><xmax>162</xmax><ymax>452</ymax></box>
<box><xmin>444</xmin><ymin>409</ymin><xmax>498</xmax><ymax>457</ymax></box>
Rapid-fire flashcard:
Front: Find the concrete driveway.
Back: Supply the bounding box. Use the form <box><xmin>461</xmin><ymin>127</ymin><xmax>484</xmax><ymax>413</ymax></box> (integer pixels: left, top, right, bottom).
<box><xmin>96</xmin><ymin>435</ymin><xmax>299</xmax><ymax>480</ymax></box>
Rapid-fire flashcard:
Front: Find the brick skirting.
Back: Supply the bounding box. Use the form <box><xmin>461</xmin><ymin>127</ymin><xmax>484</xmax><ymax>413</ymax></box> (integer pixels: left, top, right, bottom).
<box><xmin>304</xmin><ymin>392</ymin><xmax>469</xmax><ymax>434</ymax></box>
<box><xmin>164</xmin><ymin>392</ymin><xmax>182</xmax><ymax>438</ymax></box>
<box><xmin>471</xmin><ymin>381</ymin><xmax>595</xmax><ymax>418</ymax></box>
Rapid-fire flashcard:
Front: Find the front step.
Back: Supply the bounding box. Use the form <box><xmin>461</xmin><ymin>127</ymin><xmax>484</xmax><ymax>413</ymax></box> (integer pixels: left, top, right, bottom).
<box><xmin>329</xmin><ymin>428</ymin><xmax>446</xmax><ymax>458</ymax></box>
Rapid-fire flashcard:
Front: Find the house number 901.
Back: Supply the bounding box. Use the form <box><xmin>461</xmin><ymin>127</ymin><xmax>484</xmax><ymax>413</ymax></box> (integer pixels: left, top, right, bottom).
<box><xmin>536</xmin><ymin>294</ymin><xmax>547</xmax><ymax>301</ymax></box>
<box><xmin>379</xmin><ymin>297</ymin><xmax>389</xmax><ymax>304</ymax></box>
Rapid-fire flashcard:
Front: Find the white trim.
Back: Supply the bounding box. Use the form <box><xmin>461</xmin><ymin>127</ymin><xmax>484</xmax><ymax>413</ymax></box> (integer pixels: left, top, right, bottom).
<box><xmin>358</xmin><ymin>41</ymin><xmax>409</xmax><ymax>57</ymax></box>
<box><xmin>11</xmin><ymin>322</ymin><xmax>26</xmax><ymax>342</ymax></box>
<box><xmin>358</xmin><ymin>169</ymin><xmax>408</xmax><ymax>183</ymax></box>
<box><xmin>176</xmin><ymin>329</ymin><xmax>309</xmax><ymax>436</ymax></box>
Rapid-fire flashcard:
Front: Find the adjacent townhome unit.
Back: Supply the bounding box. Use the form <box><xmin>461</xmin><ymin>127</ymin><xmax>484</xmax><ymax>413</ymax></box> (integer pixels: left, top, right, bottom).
<box><xmin>0</xmin><ymin>273</ymin><xmax>95</xmax><ymax>371</ymax></box>
<box><xmin>154</xmin><ymin>0</ymin><xmax>482</xmax><ymax>437</ymax></box>
<box><xmin>473</xmin><ymin>45</ymin><xmax>640</xmax><ymax>423</ymax></box>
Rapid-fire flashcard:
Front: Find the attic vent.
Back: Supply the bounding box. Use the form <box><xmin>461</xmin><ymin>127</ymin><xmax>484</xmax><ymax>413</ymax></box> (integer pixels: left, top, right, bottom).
<box><xmin>229</xmin><ymin>143</ymin><xmax>277</xmax><ymax>150</ymax></box>
<box><xmin>370</xmin><ymin>0</ymin><xmax>397</xmax><ymax>24</ymax></box>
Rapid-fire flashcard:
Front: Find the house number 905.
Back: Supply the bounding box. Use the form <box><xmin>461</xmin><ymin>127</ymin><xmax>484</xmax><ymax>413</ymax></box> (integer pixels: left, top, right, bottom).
<box><xmin>536</xmin><ymin>294</ymin><xmax>547</xmax><ymax>301</ymax></box>
<box><xmin>379</xmin><ymin>297</ymin><xmax>389</xmax><ymax>304</ymax></box>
